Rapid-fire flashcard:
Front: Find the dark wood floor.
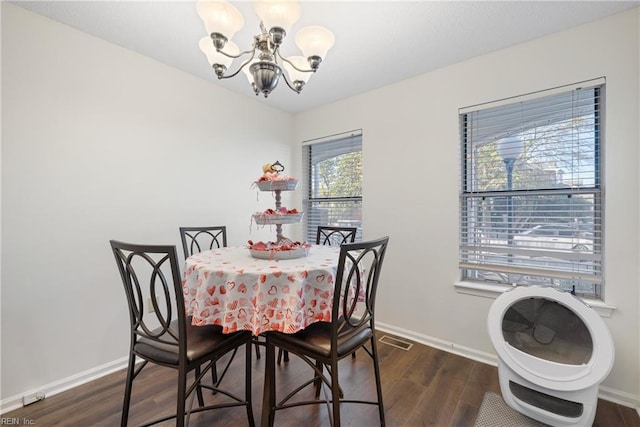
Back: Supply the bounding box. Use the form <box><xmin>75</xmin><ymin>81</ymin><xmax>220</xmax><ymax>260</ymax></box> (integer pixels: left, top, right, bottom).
<box><xmin>4</xmin><ymin>332</ymin><xmax>639</xmax><ymax>426</ymax></box>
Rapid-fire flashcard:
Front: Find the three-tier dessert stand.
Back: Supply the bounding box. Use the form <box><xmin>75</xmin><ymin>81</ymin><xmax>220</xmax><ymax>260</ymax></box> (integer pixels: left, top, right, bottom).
<box><xmin>250</xmin><ymin>161</ymin><xmax>308</xmax><ymax>259</ymax></box>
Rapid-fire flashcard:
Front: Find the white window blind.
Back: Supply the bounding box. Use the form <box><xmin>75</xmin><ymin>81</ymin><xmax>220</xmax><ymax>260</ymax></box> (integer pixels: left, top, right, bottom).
<box><xmin>459</xmin><ymin>79</ymin><xmax>604</xmax><ymax>298</ymax></box>
<box><xmin>303</xmin><ymin>131</ymin><xmax>363</xmax><ymax>242</ymax></box>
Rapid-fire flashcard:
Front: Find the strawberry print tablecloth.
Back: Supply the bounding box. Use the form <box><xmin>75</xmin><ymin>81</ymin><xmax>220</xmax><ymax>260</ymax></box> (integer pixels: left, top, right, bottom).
<box><xmin>182</xmin><ymin>245</ymin><xmax>341</xmax><ymax>336</ymax></box>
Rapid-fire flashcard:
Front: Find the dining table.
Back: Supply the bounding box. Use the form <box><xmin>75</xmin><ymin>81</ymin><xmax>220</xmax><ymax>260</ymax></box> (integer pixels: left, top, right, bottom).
<box><xmin>182</xmin><ymin>244</ymin><xmax>342</xmax><ymax>336</ymax></box>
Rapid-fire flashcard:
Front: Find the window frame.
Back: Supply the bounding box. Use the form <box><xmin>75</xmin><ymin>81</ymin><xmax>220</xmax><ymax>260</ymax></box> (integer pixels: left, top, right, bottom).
<box><xmin>302</xmin><ymin>130</ymin><xmax>363</xmax><ymax>243</ymax></box>
<box><xmin>458</xmin><ymin>79</ymin><xmax>605</xmax><ymax>300</ymax></box>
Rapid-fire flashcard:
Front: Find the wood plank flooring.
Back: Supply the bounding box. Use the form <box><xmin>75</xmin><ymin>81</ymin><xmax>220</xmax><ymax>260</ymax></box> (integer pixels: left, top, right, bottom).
<box><xmin>4</xmin><ymin>332</ymin><xmax>639</xmax><ymax>426</ymax></box>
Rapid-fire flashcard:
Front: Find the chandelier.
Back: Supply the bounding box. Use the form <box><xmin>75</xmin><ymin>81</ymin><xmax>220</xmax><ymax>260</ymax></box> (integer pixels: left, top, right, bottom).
<box><xmin>197</xmin><ymin>0</ymin><xmax>335</xmax><ymax>98</ymax></box>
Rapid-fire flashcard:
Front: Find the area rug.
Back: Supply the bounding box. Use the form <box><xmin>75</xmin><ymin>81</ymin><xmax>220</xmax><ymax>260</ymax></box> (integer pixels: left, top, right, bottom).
<box><xmin>474</xmin><ymin>392</ymin><xmax>549</xmax><ymax>427</ymax></box>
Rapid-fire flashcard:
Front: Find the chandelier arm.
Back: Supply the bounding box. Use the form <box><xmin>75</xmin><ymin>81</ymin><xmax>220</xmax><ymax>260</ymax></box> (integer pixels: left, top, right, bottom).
<box><xmin>273</xmin><ymin>54</ymin><xmax>301</xmax><ymax>94</ymax></box>
<box><xmin>275</xmin><ymin>49</ymin><xmax>315</xmax><ymax>73</ymax></box>
<box><xmin>279</xmin><ymin>70</ymin><xmax>302</xmax><ymax>94</ymax></box>
<box><xmin>216</xmin><ymin>46</ymin><xmax>256</xmax><ymax>60</ymax></box>
<box><xmin>217</xmin><ymin>50</ymin><xmax>257</xmax><ymax>80</ymax></box>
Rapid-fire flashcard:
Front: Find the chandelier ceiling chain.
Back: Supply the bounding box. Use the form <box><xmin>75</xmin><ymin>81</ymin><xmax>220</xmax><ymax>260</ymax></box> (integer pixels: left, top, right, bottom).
<box><xmin>197</xmin><ymin>0</ymin><xmax>335</xmax><ymax>98</ymax></box>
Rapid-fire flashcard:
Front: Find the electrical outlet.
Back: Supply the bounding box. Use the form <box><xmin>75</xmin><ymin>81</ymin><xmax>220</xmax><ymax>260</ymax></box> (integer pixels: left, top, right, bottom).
<box><xmin>147</xmin><ymin>297</ymin><xmax>154</xmax><ymax>313</ymax></box>
<box><xmin>22</xmin><ymin>391</ymin><xmax>45</xmax><ymax>406</ymax></box>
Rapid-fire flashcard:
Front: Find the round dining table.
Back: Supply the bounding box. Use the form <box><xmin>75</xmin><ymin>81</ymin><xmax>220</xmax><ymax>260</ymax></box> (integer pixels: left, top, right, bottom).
<box><xmin>182</xmin><ymin>245</ymin><xmax>341</xmax><ymax>336</ymax></box>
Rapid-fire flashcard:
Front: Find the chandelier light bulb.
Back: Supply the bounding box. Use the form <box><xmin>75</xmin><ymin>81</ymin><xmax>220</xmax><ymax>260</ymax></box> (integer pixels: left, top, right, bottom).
<box><xmin>254</xmin><ymin>0</ymin><xmax>301</xmax><ymax>34</ymax></box>
<box><xmin>295</xmin><ymin>26</ymin><xmax>335</xmax><ymax>61</ymax></box>
<box><xmin>197</xmin><ymin>0</ymin><xmax>244</xmax><ymax>40</ymax></box>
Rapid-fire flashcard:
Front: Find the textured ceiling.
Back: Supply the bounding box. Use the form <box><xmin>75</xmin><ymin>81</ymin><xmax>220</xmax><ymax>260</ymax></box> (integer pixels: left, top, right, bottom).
<box><xmin>11</xmin><ymin>1</ymin><xmax>639</xmax><ymax>113</ymax></box>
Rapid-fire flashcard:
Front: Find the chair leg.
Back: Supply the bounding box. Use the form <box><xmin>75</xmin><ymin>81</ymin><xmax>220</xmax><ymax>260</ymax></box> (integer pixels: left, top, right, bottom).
<box><xmin>120</xmin><ymin>353</ymin><xmax>136</xmax><ymax>427</ymax></box>
<box><xmin>277</xmin><ymin>348</ymin><xmax>290</xmax><ymax>364</ymax></box>
<box><xmin>314</xmin><ymin>360</ymin><xmax>323</xmax><ymax>398</ymax></box>
<box><xmin>212</xmin><ymin>347</ymin><xmax>239</xmax><ymax>390</ymax></box>
<box><xmin>255</xmin><ymin>340</ymin><xmax>261</xmax><ymax>360</ymax></box>
<box><xmin>371</xmin><ymin>338</ymin><xmax>386</xmax><ymax>426</ymax></box>
<box><xmin>211</xmin><ymin>363</ymin><xmax>219</xmax><ymax>387</ymax></box>
<box><xmin>330</xmin><ymin>359</ymin><xmax>341</xmax><ymax>427</ymax></box>
<box><xmin>261</xmin><ymin>338</ymin><xmax>277</xmax><ymax>427</ymax></box>
<box><xmin>246</xmin><ymin>340</ymin><xmax>256</xmax><ymax>427</ymax></box>
<box><xmin>314</xmin><ymin>362</ymin><xmax>344</xmax><ymax>399</ymax></box>
<box><xmin>195</xmin><ymin>366</ymin><xmax>205</xmax><ymax>407</ymax></box>
<box><xmin>209</xmin><ymin>362</ymin><xmax>218</xmax><ymax>396</ymax></box>
<box><xmin>177</xmin><ymin>366</ymin><xmax>187</xmax><ymax>427</ymax></box>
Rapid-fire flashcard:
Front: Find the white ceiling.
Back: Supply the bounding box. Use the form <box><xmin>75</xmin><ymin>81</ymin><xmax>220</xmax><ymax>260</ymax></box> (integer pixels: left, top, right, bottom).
<box><xmin>11</xmin><ymin>1</ymin><xmax>639</xmax><ymax>114</ymax></box>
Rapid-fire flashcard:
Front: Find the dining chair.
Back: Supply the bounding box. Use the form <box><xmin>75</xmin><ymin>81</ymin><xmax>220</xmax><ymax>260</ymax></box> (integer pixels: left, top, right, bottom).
<box><xmin>277</xmin><ymin>224</ymin><xmax>359</xmax><ymax>364</ymax></box>
<box><xmin>316</xmin><ymin>225</ymin><xmax>358</xmax><ymax>246</ymax></box>
<box><xmin>110</xmin><ymin>240</ymin><xmax>255</xmax><ymax>427</ymax></box>
<box><xmin>179</xmin><ymin>225</ymin><xmax>262</xmax><ymax>379</ymax></box>
<box><xmin>261</xmin><ymin>236</ymin><xmax>390</xmax><ymax>427</ymax></box>
<box><xmin>179</xmin><ymin>226</ymin><xmax>227</xmax><ymax>259</ymax></box>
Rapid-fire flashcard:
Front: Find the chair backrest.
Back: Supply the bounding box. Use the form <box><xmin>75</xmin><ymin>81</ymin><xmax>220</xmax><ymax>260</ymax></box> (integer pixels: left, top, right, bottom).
<box><xmin>179</xmin><ymin>226</ymin><xmax>227</xmax><ymax>259</ymax></box>
<box><xmin>110</xmin><ymin>240</ymin><xmax>187</xmax><ymax>359</ymax></box>
<box><xmin>331</xmin><ymin>236</ymin><xmax>389</xmax><ymax>344</ymax></box>
<box><xmin>316</xmin><ymin>226</ymin><xmax>358</xmax><ymax>246</ymax></box>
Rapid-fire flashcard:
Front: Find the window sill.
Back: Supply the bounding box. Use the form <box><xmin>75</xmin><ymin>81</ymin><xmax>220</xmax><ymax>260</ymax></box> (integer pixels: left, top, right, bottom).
<box><xmin>453</xmin><ymin>281</ymin><xmax>616</xmax><ymax>318</ymax></box>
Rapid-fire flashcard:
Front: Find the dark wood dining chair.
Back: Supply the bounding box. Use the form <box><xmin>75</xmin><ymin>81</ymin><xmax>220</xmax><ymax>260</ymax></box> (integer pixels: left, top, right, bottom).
<box><xmin>179</xmin><ymin>226</ymin><xmax>227</xmax><ymax>259</ymax></box>
<box><xmin>277</xmin><ymin>224</ymin><xmax>359</xmax><ymax>364</ymax></box>
<box><xmin>262</xmin><ymin>236</ymin><xmax>389</xmax><ymax>427</ymax></box>
<box><xmin>110</xmin><ymin>240</ymin><xmax>255</xmax><ymax>427</ymax></box>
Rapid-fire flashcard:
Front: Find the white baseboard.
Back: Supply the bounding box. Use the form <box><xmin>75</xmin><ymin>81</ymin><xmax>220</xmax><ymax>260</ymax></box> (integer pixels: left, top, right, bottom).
<box><xmin>375</xmin><ymin>321</ymin><xmax>640</xmax><ymax>411</ymax></box>
<box><xmin>376</xmin><ymin>321</ymin><xmax>498</xmax><ymax>366</ymax></box>
<box><xmin>0</xmin><ymin>356</ymin><xmax>129</xmax><ymax>415</ymax></box>
<box><xmin>598</xmin><ymin>384</ymin><xmax>640</xmax><ymax>409</ymax></box>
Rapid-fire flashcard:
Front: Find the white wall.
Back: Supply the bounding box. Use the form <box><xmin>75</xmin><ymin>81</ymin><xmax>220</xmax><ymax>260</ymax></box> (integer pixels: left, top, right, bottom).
<box><xmin>293</xmin><ymin>8</ymin><xmax>640</xmax><ymax>406</ymax></box>
<box><xmin>3</xmin><ymin>1</ymin><xmax>640</xmax><ymax>413</ymax></box>
<box><xmin>1</xmin><ymin>3</ymin><xmax>293</xmax><ymax>407</ymax></box>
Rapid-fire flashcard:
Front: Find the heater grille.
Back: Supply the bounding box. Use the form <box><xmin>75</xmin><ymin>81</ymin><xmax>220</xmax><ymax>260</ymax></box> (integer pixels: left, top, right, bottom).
<box><xmin>379</xmin><ymin>335</ymin><xmax>413</xmax><ymax>351</ymax></box>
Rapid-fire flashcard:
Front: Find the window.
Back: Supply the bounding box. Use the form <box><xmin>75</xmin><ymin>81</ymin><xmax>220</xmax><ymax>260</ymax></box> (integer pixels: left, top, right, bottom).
<box><xmin>303</xmin><ymin>130</ymin><xmax>363</xmax><ymax>242</ymax></box>
<box><xmin>459</xmin><ymin>79</ymin><xmax>604</xmax><ymax>298</ymax></box>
